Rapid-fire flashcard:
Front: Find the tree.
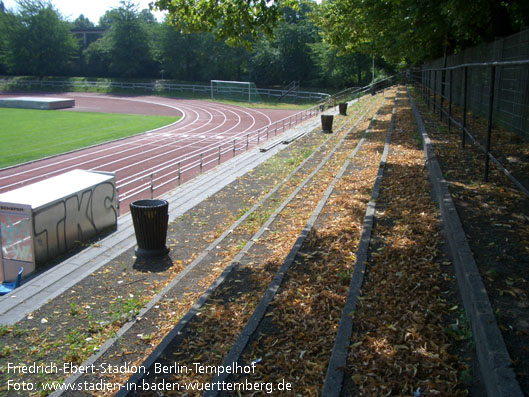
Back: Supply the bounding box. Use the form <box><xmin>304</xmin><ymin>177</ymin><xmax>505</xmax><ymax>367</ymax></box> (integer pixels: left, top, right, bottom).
<box><xmin>104</xmin><ymin>1</ymin><xmax>155</xmax><ymax>77</ymax></box>
<box><xmin>83</xmin><ymin>35</ymin><xmax>112</xmax><ymax>77</ymax></box>
<box><xmin>245</xmin><ymin>3</ymin><xmax>319</xmax><ymax>86</ymax></box>
<box><xmin>152</xmin><ymin>0</ymin><xmax>529</xmax><ymax>67</ymax></box>
<box><xmin>314</xmin><ymin>0</ymin><xmax>529</xmax><ymax>65</ymax></box>
<box><xmin>313</xmin><ymin>0</ymin><xmax>450</xmax><ymax>65</ymax></box>
<box><xmin>152</xmin><ymin>0</ymin><xmax>298</xmax><ymax>48</ymax></box>
<box><xmin>0</xmin><ymin>1</ymin><xmax>13</xmax><ymax>73</ymax></box>
<box><xmin>72</xmin><ymin>14</ymin><xmax>94</xmax><ymax>29</ymax></box>
<box><xmin>6</xmin><ymin>0</ymin><xmax>78</xmax><ymax>76</ymax></box>
<box><xmin>274</xmin><ymin>4</ymin><xmax>317</xmax><ymax>83</ymax></box>
<box><xmin>98</xmin><ymin>8</ymin><xmax>121</xmax><ymax>28</ymax></box>
<box><xmin>310</xmin><ymin>42</ymin><xmax>372</xmax><ymax>88</ymax></box>
<box><xmin>157</xmin><ymin>23</ymin><xmax>203</xmax><ymax>80</ymax></box>
<box><xmin>248</xmin><ymin>37</ymin><xmax>282</xmax><ymax>86</ymax></box>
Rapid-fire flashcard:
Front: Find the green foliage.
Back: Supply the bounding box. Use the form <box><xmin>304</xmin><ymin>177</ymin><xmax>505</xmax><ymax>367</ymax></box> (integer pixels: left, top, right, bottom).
<box><xmin>0</xmin><ymin>3</ymin><xmax>13</xmax><ymax>73</ymax></box>
<box><xmin>314</xmin><ymin>0</ymin><xmax>446</xmax><ymax>64</ymax></box>
<box><xmin>314</xmin><ymin>0</ymin><xmax>529</xmax><ymax>64</ymax></box>
<box><xmin>272</xmin><ymin>5</ymin><xmax>317</xmax><ymax>82</ymax></box>
<box><xmin>71</xmin><ymin>14</ymin><xmax>94</xmax><ymax>29</ymax></box>
<box><xmin>82</xmin><ymin>2</ymin><xmax>159</xmax><ymax>78</ymax></box>
<box><xmin>0</xmin><ymin>0</ymin><xmax>395</xmax><ymax>87</ymax></box>
<box><xmin>248</xmin><ymin>38</ymin><xmax>282</xmax><ymax>86</ymax></box>
<box><xmin>5</xmin><ymin>0</ymin><xmax>79</xmax><ymax>75</ymax></box>
<box><xmin>153</xmin><ymin>0</ymin><xmax>298</xmax><ymax>48</ymax></box>
<box><xmin>1</xmin><ymin>0</ymin><xmax>526</xmax><ymax>82</ymax></box>
<box><xmin>69</xmin><ymin>302</ymin><xmax>82</xmax><ymax>316</ymax></box>
<box><xmin>310</xmin><ymin>41</ymin><xmax>372</xmax><ymax>87</ymax></box>
<box><xmin>157</xmin><ymin>24</ymin><xmax>202</xmax><ymax>80</ymax></box>
<box><xmin>105</xmin><ymin>1</ymin><xmax>155</xmax><ymax>77</ymax></box>
<box><xmin>110</xmin><ymin>296</ymin><xmax>143</xmax><ymax>325</ymax></box>
<box><xmin>84</xmin><ymin>36</ymin><xmax>112</xmax><ymax>77</ymax></box>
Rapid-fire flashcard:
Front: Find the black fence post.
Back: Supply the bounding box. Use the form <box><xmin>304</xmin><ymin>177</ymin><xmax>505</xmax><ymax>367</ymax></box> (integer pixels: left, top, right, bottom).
<box><xmin>448</xmin><ymin>69</ymin><xmax>453</xmax><ymax>132</ymax></box>
<box><xmin>420</xmin><ymin>70</ymin><xmax>424</xmax><ymax>99</ymax></box>
<box><xmin>433</xmin><ymin>70</ymin><xmax>437</xmax><ymax>113</ymax></box>
<box><xmin>426</xmin><ymin>70</ymin><xmax>432</xmax><ymax>109</ymax></box>
<box><xmin>440</xmin><ymin>69</ymin><xmax>444</xmax><ymax>122</ymax></box>
<box><xmin>484</xmin><ymin>65</ymin><xmax>496</xmax><ymax>182</ymax></box>
<box><xmin>462</xmin><ymin>66</ymin><xmax>468</xmax><ymax>149</ymax></box>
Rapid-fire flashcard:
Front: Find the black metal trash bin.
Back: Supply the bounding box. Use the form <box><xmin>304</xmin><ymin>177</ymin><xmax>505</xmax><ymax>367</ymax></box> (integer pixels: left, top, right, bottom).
<box><xmin>321</xmin><ymin>114</ymin><xmax>334</xmax><ymax>133</ymax></box>
<box><xmin>130</xmin><ymin>199</ymin><xmax>169</xmax><ymax>257</ymax></box>
<box><xmin>338</xmin><ymin>102</ymin><xmax>347</xmax><ymax>116</ymax></box>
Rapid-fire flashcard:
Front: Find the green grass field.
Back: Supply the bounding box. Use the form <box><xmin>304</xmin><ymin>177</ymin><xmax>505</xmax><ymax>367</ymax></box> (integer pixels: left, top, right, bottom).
<box><xmin>0</xmin><ymin>108</ymin><xmax>179</xmax><ymax>168</ymax></box>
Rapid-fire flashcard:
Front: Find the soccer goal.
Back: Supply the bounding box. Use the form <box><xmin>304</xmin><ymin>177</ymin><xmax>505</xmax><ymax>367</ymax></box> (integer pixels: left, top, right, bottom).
<box><xmin>211</xmin><ymin>80</ymin><xmax>261</xmax><ymax>103</ymax></box>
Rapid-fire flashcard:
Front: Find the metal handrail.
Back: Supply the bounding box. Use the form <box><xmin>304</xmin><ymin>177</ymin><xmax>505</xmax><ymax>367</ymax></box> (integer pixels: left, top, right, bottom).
<box><xmin>411</xmin><ymin>62</ymin><xmax>529</xmax><ymax>198</ymax></box>
<box><xmin>116</xmin><ymin>105</ymin><xmax>316</xmax><ymax>190</ymax></box>
<box><xmin>115</xmin><ymin>100</ymin><xmax>329</xmax><ymax>210</ymax></box>
<box><xmin>418</xmin><ymin>59</ymin><xmax>529</xmax><ymax>72</ymax></box>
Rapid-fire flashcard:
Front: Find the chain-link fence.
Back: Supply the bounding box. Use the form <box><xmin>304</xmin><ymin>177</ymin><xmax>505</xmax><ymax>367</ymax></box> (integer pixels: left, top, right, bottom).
<box><xmin>410</xmin><ymin>29</ymin><xmax>529</xmax><ymax>196</ymax></box>
<box><xmin>418</xmin><ymin>29</ymin><xmax>529</xmax><ymax>140</ymax></box>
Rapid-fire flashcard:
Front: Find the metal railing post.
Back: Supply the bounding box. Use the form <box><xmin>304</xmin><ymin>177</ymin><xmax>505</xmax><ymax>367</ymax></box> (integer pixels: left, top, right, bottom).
<box><xmin>484</xmin><ymin>66</ymin><xmax>496</xmax><ymax>182</ymax></box>
<box><xmin>448</xmin><ymin>69</ymin><xmax>453</xmax><ymax>132</ymax></box>
<box><xmin>440</xmin><ymin>69</ymin><xmax>444</xmax><ymax>122</ymax></box>
<box><xmin>218</xmin><ymin>146</ymin><xmax>221</xmax><ymax>164</ymax></box>
<box><xmin>426</xmin><ymin>70</ymin><xmax>432</xmax><ymax>109</ymax></box>
<box><xmin>150</xmin><ymin>174</ymin><xmax>154</xmax><ymax>198</ymax></box>
<box><xmin>462</xmin><ymin>66</ymin><xmax>468</xmax><ymax>149</ymax></box>
<box><xmin>433</xmin><ymin>70</ymin><xmax>437</xmax><ymax>113</ymax></box>
<box><xmin>178</xmin><ymin>162</ymin><xmax>181</xmax><ymax>185</ymax></box>
<box><xmin>421</xmin><ymin>70</ymin><xmax>425</xmax><ymax>100</ymax></box>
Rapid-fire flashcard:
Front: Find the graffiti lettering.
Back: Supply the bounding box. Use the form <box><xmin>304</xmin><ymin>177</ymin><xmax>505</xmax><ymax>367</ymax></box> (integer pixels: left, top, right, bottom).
<box><xmin>92</xmin><ymin>182</ymin><xmax>117</xmax><ymax>230</ymax></box>
<box><xmin>34</xmin><ymin>202</ymin><xmax>65</xmax><ymax>262</ymax></box>
<box><xmin>65</xmin><ymin>191</ymin><xmax>95</xmax><ymax>250</ymax></box>
<box><xmin>32</xmin><ymin>181</ymin><xmax>116</xmax><ymax>265</ymax></box>
<box><xmin>3</xmin><ymin>242</ymin><xmax>32</xmax><ymax>262</ymax></box>
<box><xmin>1</xmin><ymin>216</ymin><xmax>30</xmax><ymax>245</ymax></box>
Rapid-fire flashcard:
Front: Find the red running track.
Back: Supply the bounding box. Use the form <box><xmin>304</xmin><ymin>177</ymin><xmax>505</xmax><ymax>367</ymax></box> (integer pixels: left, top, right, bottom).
<box><xmin>0</xmin><ymin>93</ymin><xmax>301</xmax><ymax>212</ymax></box>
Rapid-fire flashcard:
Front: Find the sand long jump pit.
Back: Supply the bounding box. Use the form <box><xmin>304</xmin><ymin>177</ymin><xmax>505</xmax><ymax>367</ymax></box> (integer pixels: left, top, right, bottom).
<box><xmin>0</xmin><ymin>96</ymin><xmax>75</xmax><ymax>110</ymax></box>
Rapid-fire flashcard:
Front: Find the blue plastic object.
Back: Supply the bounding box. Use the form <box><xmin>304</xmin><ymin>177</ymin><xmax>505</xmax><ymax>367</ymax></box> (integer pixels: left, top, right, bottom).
<box><xmin>0</xmin><ymin>267</ymin><xmax>23</xmax><ymax>296</ymax></box>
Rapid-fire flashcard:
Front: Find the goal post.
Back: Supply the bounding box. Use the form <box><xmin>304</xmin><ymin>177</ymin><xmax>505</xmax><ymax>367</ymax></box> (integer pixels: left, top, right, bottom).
<box><xmin>210</xmin><ymin>80</ymin><xmax>261</xmax><ymax>103</ymax></box>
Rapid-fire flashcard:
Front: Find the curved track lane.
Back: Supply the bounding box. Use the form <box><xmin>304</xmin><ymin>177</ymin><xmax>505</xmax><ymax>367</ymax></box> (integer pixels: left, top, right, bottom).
<box><xmin>0</xmin><ymin>94</ymin><xmax>300</xmax><ymax>209</ymax></box>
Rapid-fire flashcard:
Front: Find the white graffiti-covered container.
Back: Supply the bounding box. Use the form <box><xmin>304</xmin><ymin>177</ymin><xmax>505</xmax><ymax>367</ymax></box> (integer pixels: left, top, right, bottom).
<box><xmin>0</xmin><ymin>170</ymin><xmax>117</xmax><ymax>282</ymax></box>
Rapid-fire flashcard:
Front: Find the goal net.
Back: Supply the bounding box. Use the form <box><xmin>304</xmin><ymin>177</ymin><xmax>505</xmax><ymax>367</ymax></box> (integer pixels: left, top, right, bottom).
<box><xmin>211</xmin><ymin>80</ymin><xmax>261</xmax><ymax>103</ymax></box>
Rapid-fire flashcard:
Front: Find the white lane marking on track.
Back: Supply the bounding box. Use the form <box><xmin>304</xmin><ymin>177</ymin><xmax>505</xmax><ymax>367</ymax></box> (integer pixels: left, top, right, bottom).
<box><xmin>96</xmin><ymin>103</ymin><xmax>235</xmax><ymax>175</ymax></box>
<box><xmin>1</xmin><ymin>99</ymin><xmax>242</xmax><ymax>189</ymax></box>
<box><xmin>0</xmin><ymin>95</ymin><xmax>191</xmax><ymax>179</ymax></box>
<box><xmin>111</xmin><ymin>101</ymin><xmax>288</xmax><ymax>186</ymax></box>
<box><xmin>109</xmin><ymin>106</ymin><xmax>244</xmax><ymax>181</ymax></box>
<box><xmin>0</xmin><ymin>95</ymin><xmax>297</xmax><ymax>195</ymax></box>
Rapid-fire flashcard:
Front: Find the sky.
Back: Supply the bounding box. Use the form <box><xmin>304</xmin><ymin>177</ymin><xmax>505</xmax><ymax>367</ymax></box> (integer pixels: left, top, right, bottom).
<box><xmin>2</xmin><ymin>0</ymin><xmax>167</xmax><ymax>23</ymax></box>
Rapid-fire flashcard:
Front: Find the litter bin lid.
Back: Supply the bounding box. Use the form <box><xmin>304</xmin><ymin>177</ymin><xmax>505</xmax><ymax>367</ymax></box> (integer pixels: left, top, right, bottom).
<box><xmin>130</xmin><ymin>199</ymin><xmax>168</xmax><ymax>208</ymax></box>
